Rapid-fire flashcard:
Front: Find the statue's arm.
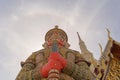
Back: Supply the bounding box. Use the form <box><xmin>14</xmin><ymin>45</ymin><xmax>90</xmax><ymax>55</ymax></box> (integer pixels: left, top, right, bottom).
<box><xmin>16</xmin><ymin>52</ymin><xmax>43</xmax><ymax>80</ymax></box>
<box><xmin>63</xmin><ymin>51</ymin><xmax>93</xmax><ymax>80</ymax></box>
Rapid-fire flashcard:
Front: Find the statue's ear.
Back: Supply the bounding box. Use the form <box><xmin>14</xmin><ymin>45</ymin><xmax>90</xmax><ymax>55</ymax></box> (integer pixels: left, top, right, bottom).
<box><xmin>20</xmin><ymin>61</ymin><xmax>25</xmax><ymax>67</ymax></box>
<box><xmin>42</xmin><ymin>42</ymin><xmax>48</xmax><ymax>48</ymax></box>
<box><xmin>65</xmin><ymin>42</ymin><xmax>70</xmax><ymax>48</ymax></box>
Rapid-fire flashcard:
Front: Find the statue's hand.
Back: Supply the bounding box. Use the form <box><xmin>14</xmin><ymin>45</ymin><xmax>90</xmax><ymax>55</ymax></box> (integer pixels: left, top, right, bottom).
<box><xmin>48</xmin><ymin>52</ymin><xmax>66</xmax><ymax>67</ymax></box>
<box><xmin>41</xmin><ymin>52</ymin><xmax>66</xmax><ymax>78</ymax></box>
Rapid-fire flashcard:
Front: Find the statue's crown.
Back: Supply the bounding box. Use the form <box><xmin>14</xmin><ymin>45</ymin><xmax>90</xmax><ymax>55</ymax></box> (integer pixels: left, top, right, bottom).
<box><xmin>45</xmin><ymin>25</ymin><xmax>68</xmax><ymax>42</ymax></box>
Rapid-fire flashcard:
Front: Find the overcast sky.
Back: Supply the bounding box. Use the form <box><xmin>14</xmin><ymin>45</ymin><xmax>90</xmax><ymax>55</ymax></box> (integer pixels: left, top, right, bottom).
<box><xmin>0</xmin><ymin>0</ymin><xmax>120</xmax><ymax>80</ymax></box>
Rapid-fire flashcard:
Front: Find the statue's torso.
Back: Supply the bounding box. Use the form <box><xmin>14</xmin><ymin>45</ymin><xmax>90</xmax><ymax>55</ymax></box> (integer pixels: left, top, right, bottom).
<box><xmin>34</xmin><ymin>47</ymin><xmax>76</xmax><ymax>80</ymax></box>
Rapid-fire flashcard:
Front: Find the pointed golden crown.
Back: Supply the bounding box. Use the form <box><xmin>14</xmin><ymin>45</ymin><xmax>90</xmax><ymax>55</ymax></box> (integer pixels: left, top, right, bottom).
<box><xmin>45</xmin><ymin>25</ymin><xmax>68</xmax><ymax>42</ymax></box>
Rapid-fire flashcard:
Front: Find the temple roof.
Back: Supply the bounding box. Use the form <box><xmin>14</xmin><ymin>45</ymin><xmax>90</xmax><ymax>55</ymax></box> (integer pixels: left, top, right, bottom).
<box><xmin>111</xmin><ymin>40</ymin><xmax>120</xmax><ymax>60</ymax></box>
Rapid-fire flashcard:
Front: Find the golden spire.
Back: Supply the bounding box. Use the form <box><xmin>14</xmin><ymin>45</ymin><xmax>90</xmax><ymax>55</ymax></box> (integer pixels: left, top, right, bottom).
<box><xmin>77</xmin><ymin>32</ymin><xmax>82</xmax><ymax>41</ymax></box>
<box><xmin>77</xmin><ymin>32</ymin><xmax>90</xmax><ymax>53</ymax></box>
<box><xmin>77</xmin><ymin>32</ymin><xmax>97</xmax><ymax>66</ymax></box>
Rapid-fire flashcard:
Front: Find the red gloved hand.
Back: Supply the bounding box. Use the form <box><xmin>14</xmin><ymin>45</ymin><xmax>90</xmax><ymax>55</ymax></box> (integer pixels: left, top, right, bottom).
<box><xmin>48</xmin><ymin>52</ymin><xmax>66</xmax><ymax>67</ymax></box>
<box><xmin>41</xmin><ymin>52</ymin><xmax>66</xmax><ymax>78</ymax></box>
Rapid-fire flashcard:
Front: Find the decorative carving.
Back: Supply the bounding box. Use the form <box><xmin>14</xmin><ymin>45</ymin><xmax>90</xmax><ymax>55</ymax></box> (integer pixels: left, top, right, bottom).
<box><xmin>106</xmin><ymin>58</ymin><xmax>120</xmax><ymax>80</ymax></box>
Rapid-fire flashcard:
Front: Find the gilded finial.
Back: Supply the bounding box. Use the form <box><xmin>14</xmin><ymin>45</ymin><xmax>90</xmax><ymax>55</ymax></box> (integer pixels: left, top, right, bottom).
<box><xmin>98</xmin><ymin>43</ymin><xmax>102</xmax><ymax>54</ymax></box>
<box><xmin>55</xmin><ymin>25</ymin><xmax>59</xmax><ymax>29</ymax></box>
<box><xmin>106</xmin><ymin>28</ymin><xmax>112</xmax><ymax>40</ymax></box>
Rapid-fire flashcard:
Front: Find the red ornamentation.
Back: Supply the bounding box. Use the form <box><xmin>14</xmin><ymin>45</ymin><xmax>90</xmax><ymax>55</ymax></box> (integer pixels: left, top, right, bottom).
<box><xmin>57</xmin><ymin>39</ymin><xmax>64</xmax><ymax>46</ymax></box>
<box><xmin>41</xmin><ymin>52</ymin><xmax>66</xmax><ymax>78</ymax></box>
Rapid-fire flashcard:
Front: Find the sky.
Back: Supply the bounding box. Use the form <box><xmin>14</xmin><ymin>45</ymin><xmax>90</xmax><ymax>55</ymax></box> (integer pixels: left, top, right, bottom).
<box><xmin>0</xmin><ymin>0</ymin><xmax>120</xmax><ymax>80</ymax></box>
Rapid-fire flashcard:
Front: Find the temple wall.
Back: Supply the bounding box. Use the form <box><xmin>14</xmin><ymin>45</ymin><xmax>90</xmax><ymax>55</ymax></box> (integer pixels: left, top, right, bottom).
<box><xmin>106</xmin><ymin>58</ymin><xmax>120</xmax><ymax>80</ymax></box>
